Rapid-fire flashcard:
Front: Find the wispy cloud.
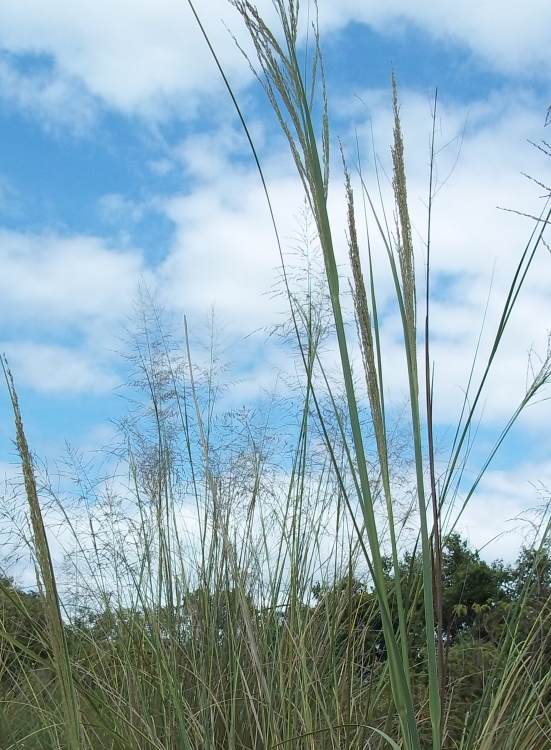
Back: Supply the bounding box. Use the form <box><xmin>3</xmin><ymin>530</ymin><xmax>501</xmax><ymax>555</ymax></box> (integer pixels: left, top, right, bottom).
<box><xmin>455</xmin><ymin>461</ymin><xmax>551</xmax><ymax>561</ymax></box>
<box><xmin>318</xmin><ymin>0</ymin><xmax>551</xmax><ymax>78</ymax></box>
<box><xmin>0</xmin><ymin>53</ymin><xmax>97</xmax><ymax>132</ymax></box>
<box><xmin>0</xmin><ymin>2</ymin><xmax>549</xmax><ymax>563</ymax></box>
<box><xmin>0</xmin><ymin>230</ymin><xmax>145</xmax><ymax>328</ymax></box>
<box><xmin>0</xmin><ymin>2</ymin><xmax>549</xmax><ymax>128</ymax></box>
<box><xmin>0</xmin><ymin>230</ymin><xmax>148</xmax><ymax>394</ymax></box>
<box><xmin>0</xmin><ymin>0</ymin><xmax>254</xmax><ymax>118</ymax></box>
<box><xmin>3</xmin><ymin>341</ymin><xmax>119</xmax><ymax>394</ymax></box>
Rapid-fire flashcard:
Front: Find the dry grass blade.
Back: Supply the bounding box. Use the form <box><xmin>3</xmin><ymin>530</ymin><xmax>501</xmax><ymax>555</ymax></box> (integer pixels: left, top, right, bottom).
<box><xmin>343</xmin><ymin>151</ymin><xmax>410</xmax><ymax>689</ymax></box>
<box><xmin>1</xmin><ymin>355</ymin><xmax>82</xmax><ymax>750</ymax></box>
<box><xmin>230</xmin><ymin>3</ymin><xmax>423</xmax><ymax>748</ymax></box>
<box><xmin>391</xmin><ymin>73</ymin><xmax>416</xmax><ymax>360</ymax></box>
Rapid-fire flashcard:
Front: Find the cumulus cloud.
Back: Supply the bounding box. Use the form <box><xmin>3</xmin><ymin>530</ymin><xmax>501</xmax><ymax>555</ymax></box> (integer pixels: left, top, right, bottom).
<box><xmin>317</xmin><ymin>0</ymin><xmax>551</xmax><ymax>79</ymax></box>
<box><xmin>454</xmin><ymin>461</ymin><xmax>551</xmax><ymax>562</ymax></box>
<box><xmin>3</xmin><ymin>341</ymin><xmax>119</xmax><ymax>394</ymax></box>
<box><xmin>0</xmin><ymin>1</ymin><xmax>548</xmax><ymax>125</ymax></box>
<box><xmin>0</xmin><ymin>230</ymin><xmax>145</xmax><ymax>329</ymax></box>
<box><xmin>0</xmin><ymin>0</ymin><xmax>256</xmax><ymax>118</ymax></box>
<box><xmin>105</xmin><ymin>85</ymin><xmax>548</xmax><ymax>457</ymax></box>
<box><xmin>3</xmin><ymin>83</ymin><xmax>547</xmax><ymax>429</ymax></box>
<box><xmin>156</xmin><ymin>127</ymin><xmax>304</xmax><ymax>334</ymax></box>
<box><xmin>330</xmin><ymin>86</ymin><xmax>551</xmax><ymax>429</ymax></box>
<box><xmin>0</xmin><ymin>229</ymin><xmax>148</xmax><ymax>393</ymax></box>
<box><xmin>0</xmin><ymin>53</ymin><xmax>97</xmax><ymax>131</ymax></box>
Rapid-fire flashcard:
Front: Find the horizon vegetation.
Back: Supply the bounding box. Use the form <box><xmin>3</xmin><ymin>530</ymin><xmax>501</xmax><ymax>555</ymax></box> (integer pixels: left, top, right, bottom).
<box><xmin>1</xmin><ymin>1</ymin><xmax>551</xmax><ymax>749</ymax></box>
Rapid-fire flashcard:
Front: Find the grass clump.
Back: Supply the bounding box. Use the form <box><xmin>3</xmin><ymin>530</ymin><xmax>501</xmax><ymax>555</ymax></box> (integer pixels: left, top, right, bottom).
<box><xmin>2</xmin><ymin>1</ymin><xmax>551</xmax><ymax>748</ymax></box>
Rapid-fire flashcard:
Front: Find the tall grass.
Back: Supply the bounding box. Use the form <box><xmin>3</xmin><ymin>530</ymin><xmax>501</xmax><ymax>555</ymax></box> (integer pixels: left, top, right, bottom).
<box><xmin>2</xmin><ymin>1</ymin><xmax>551</xmax><ymax>749</ymax></box>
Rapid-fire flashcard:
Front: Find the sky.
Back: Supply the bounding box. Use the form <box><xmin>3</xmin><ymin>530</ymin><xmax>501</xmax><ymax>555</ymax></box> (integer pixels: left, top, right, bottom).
<box><xmin>1</xmin><ymin>0</ymin><xmax>551</xmax><ymax>570</ymax></box>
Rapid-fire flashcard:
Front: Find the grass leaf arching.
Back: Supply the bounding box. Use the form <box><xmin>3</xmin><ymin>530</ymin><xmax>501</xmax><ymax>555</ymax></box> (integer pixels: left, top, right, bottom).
<box><xmin>1</xmin><ymin>3</ymin><xmax>550</xmax><ymax>750</ymax></box>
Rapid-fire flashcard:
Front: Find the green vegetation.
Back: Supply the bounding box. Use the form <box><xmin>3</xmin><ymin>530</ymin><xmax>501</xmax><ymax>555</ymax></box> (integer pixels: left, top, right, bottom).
<box><xmin>2</xmin><ymin>1</ymin><xmax>551</xmax><ymax>748</ymax></box>
<box><xmin>1</xmin><ymin>536</ymin><xmax>550</xmax><ymax>749</ymax></box>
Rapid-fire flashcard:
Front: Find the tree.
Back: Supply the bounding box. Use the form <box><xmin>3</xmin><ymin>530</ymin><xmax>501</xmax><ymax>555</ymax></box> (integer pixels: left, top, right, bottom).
<box><xmin>0</xmin><ymin>576</ymin><xmax>49</xmax><ymax>688</ymax></box>
<box><xmin>440</xmin><ymin>534</ymin><xmax>511</xmax><ymax>642</ymax></box>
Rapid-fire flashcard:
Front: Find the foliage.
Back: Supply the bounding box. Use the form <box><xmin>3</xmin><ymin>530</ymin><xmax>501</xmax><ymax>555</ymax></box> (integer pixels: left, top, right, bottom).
<box><xmin>0</xmin><ymin>576</ymin><xmax>48</xmax><ymax>685</ymax></box>
<box><xmin>1</xmin><ymin>537</ymin><xmax>550</xmax><ymax>748</ymax></box>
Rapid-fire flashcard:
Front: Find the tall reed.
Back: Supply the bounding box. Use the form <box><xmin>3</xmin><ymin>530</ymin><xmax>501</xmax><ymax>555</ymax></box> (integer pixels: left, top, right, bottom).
<box><xmin>217</xmin><ymin>0</ymin><xmax>551</xmax><ymax>747</ymax></box>
<box><xmin>1</xmin><ymin>1</ymin><xmax>551</xmax><ymax>749</ymax></box>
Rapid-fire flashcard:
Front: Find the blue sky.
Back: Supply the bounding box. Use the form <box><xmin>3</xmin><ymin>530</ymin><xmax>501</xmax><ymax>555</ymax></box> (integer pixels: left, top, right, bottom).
<box><xmin>1</xmin><ymin>0</ymin><xmax>551</xmax><ymax>566</ymax></box>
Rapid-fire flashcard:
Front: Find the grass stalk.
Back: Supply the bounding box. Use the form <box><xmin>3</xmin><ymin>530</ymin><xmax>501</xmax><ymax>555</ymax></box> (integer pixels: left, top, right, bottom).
<box><xmin>2</xmin><ymin>356</ymin><xmax>82</xmax><ymax>750</ymax></box>
<box><xmin>2</xmin><ymin>4</ymin><xmax>551</xmax><ymax>750</ymax></box>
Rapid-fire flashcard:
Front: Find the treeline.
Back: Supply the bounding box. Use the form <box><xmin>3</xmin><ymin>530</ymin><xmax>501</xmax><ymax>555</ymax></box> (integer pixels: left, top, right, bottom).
<box><xmin>311</xmin><ymin>535</ymin><xmax>551</xmax><ymax>737</ymax></box>
<box><xmin>1</xmin><ymin>534</ymin><xmax>550</xmax><ymax>749</ymax></box>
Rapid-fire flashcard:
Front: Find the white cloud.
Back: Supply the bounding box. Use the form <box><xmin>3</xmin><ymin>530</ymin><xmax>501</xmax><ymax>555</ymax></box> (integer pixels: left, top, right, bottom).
<box><xmin>318</xmin><ymin>0</ymin><xmax>551</xmax><ymax>79</ymax></box>
<box><xmin>0</xmin><ymin>54</ymin><xmax>97</xmax><ymax>131</ymax></box>
<box><xmin>0</xmin><ymin>1</ymin><xmax>548</xmax><ymax>126</ymax></box>
<box><xmin>99</xmin><ymin>83</ymin><xmax>548</xmax><ymax>456</ymax></box>
<box><xmin>156</xmin><ymin>128</ymin><xmax>304</xmax><ymax>333</ymax></box>
<box><xmin>2</xmin><ymin>341</ymin><xmax>119</xmax><ymax>394</ymax></box>
<box><xmin>0</xmin><ymin>230</ymin><xmax>145</xmax><ymax>329</ymax></box>
<box><xmin>124</xmin><ymin>85</ymin><xmax>551</xmax><ymax>469</ymax></box>
<box><xmin>333</xmin><ymin>86</ymin><xmax>551</xmax><ymax>430</ymax></box>
<box><xmin>0</xmin><ymin>0</ymin><xmax>257</xmax><ymax>118</ymax></box>
<box><xmin>454</xmin><ymin>461</ymin><xmax>551</xmax><ymax>562</ymax></box>
<box><xmin>0</xmin><ymin>229</ymin><xmax>149</xmax><ymax>393</ymax></box>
